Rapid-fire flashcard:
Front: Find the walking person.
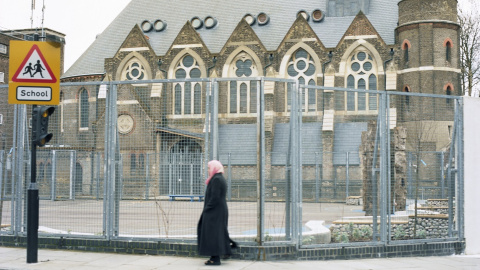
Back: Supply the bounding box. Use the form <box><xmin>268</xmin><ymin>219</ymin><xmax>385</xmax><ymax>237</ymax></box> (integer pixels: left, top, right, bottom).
<box><xmin>32</xmin><ymin>60</ymin><xmax>45</xmax><ymax>78</ymax></box>
<box><xmin>197</xmin><ymin>160</ymin><xmax>237</xmax><ymax>265</ymax></box>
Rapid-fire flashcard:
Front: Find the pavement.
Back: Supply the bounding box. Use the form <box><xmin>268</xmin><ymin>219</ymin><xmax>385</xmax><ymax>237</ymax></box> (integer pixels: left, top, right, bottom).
<box><xmin>1</xmin><ymin>247</ymin><xmax>480</xmax><ymax>270</ymax></box>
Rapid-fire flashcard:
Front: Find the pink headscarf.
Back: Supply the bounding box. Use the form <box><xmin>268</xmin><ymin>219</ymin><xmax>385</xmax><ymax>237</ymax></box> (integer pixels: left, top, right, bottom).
<box><xmin>206</xmin><ymin>160</ymin><xmax>224</xmax><ymax>185</ymax></box>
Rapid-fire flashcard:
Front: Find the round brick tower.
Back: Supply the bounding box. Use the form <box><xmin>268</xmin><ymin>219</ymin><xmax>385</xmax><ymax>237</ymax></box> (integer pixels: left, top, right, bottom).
<box><xmin>396</xmin><ymin>0</ymin><xmax>460</xmax><ymax>96</ymax></box>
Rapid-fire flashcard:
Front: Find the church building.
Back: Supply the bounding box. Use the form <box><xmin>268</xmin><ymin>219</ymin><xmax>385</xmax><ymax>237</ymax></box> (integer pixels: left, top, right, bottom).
<box><xmin>56</xmin><ymin>0</ymin><xmax>460</xmax><ymax>200</ymax></box>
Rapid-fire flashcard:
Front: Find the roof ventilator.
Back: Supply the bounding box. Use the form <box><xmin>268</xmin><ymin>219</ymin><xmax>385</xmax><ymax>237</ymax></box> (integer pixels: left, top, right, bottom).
<box><xmin>141</xmin><ymin>20</ymin><xmax>153</xmax><ymax>32</ymax></box>
<box><xmin>154</xmin><ymin>19</ymin><xmax>167</xmax><ymax>32</ymax></box>
<box><xmin>312</xmin><ymin>9</ymin><xmax>325</xmax><ymax>22</ymax></box>
<box><xmin>257</xmin><ymin>12</ymin><xmax>270</xmax><ymax>25</ymax></box>
<box><xmin>191</xmin><ymin>16</ymin><xmax>203</xmax><ymax>29</ymax></box>
<box><xmin>243</xmin><ymin>13</ymin><xmax>256</xmax><ymax>25</ymax></box>
<box><xmin>204</xmin><ymin>16</ymin><xmax>218</xmax><ymax>29</ymax></box>
<box><xmin>297</xmin><ymin>10</ymin><xmax>310</xmax><ymax>21</ymax></box>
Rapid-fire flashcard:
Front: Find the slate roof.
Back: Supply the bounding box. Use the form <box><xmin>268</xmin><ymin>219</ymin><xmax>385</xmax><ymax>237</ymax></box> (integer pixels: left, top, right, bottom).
<box><xmin>271</xmin><ymin>122</ymin><xmax>323</xmax><ymax>165</ymax></box>
<box><xmin>63</xmin><ymin>0</ymin><xmax>400</xmax><ymax>78</ymax></box>
<box><xmin>333</xmin><ymin>122</ymin><xmax>368</xmax><ymax>165</ymax></box>
<box><xmin>218</xmin><ymin>124</ymin><xmax>257</xmax><ymax>165</ymax></box>
<box><xmin>212</xmin><ymin>122</ymin><xmax>370</xmax><ymax>166</ymax></box>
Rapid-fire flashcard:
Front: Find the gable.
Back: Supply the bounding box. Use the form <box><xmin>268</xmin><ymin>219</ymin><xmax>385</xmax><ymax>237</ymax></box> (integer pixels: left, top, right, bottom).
<box><xmin>220</xmin><ymin>19</ymin><xmax>266</xmax><ymax>55</ymax></box>
<box><xmin>63</xmin><ymin>0</ymin><xmax>399</xmax><ymax>78</ymax></box>
<box><xmin>279</xmin><ymin>16</ymin><xmax>325</xmax><ymax>49</ymax></box>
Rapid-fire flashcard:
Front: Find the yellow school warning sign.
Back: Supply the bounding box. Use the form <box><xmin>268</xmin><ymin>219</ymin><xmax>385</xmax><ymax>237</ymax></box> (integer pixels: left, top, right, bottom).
<box><xmin>8</xmin><ymin>41</ymin><xmax>60</xmax><ymax>105</ymax></box>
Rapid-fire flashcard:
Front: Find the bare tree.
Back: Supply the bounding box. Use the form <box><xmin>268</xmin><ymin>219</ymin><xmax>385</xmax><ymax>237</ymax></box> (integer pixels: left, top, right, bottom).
<box><xmin>459</xmin><ymin>5</ymin><xmax>480</xmax><ymax>96</ymax></box>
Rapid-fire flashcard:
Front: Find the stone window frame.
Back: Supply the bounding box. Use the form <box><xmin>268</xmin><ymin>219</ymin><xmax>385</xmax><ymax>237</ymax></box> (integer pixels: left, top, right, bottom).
<box><xmin>285</xmin><ymin>48</ymin><xmax>318</xmax><ymax>113</ymax></box>
<box><xmin>172</xmin><ymin>54</ymin><xmax>203</xmax><ymax>116</ymax></box>
<box><xmin>403</xmin><ymin>85</ymin><xmax>411</xmax><ymax>108</ymax></box>
<box><xmin>227</xmin><ymin>51</ymin><xmax>259</xmax><ymax>115</ymax></box>
<box><xmin>117</xmin><ymin>53</ymin><xmax>152</xmax><ymax>86</ymax></box>
<box><xmin>402</xmin><ymin>39</ymin><xmax>411</xmax><ymax>65</ymax></box>
<box><xmin>443</xmin><ymin>38</ymin><xmax>454</xmax><ymax>63</ymax></box>
<box><xmin>444</xmin><ymin>83</ymin><xmax>454</xmax><ymax>105</ymax></box>
<box><xmin>344</xmin><ymin>47</ymin><xmax>378</xmax><ymax>113</ymax></box>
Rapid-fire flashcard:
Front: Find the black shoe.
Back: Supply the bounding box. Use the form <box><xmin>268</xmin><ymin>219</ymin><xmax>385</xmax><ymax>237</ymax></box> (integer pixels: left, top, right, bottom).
<box><xmin>205</xmin><ymin>259</ymin><xmax>221</xmax><ymax>265</ymax></box>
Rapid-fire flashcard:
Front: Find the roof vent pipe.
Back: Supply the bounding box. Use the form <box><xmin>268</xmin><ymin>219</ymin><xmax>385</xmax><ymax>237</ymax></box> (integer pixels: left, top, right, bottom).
<box><xmin>141</xmin><ymin>20</ymin><xmax>153</xmax><ymax>32</ymax></box>
<box><xmin>257</xmin><ymin>12</ymin><xmax>270</xmax><ymax>25</ymax></box>
<box><xmin>312</xmin><ymin>9</ymin><xmax>325</xmax><ymax>22</ymax></box>
<box><xmin>204</xmin><ymin>16</ymin><xmax>218</xmax><ymax>29</ymax></box>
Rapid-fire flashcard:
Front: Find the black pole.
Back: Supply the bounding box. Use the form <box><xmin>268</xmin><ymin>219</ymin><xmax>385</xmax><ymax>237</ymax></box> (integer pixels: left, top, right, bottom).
<box><xmin>27</xmin><ymin>105</ymin><xmax>39</xmax><ymax>263</ymax></box>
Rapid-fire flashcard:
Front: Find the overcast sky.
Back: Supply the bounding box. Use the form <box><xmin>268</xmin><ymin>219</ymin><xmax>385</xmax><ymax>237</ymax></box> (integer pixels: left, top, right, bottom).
<box><xmin>0</xmin><ymin>0</ymin><xmax>475</xmax><ymax>73</ymax></box>
<box><xmin>0</xmin><ymin>0</ymin><xmax>131</xmax><ymax>71</ymax></box>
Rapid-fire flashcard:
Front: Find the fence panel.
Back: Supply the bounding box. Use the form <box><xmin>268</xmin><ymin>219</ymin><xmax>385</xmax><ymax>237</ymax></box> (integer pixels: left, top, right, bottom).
<box><xmin>1</xmin><ymin>85</ymin><xmax>27</xmax><ymax>235</ymax></box>
<box><xmin>0</xmin><ymin>80</ymin><xmax>464</xmax><ymax>248</ymax></box>
<box><xmin>297</xmin><ymin>86</ymin><xmax>384</xmax><ymax>246</ymax></box>
<box><xmin>389</xmin><ymin>92</ymin><xmax>460</xmax><ymax>242</ymax></box>
<box><xmin>216</xmin><ymin>78</ymin><xmax>262</xmax><ymax>243</ymax></box>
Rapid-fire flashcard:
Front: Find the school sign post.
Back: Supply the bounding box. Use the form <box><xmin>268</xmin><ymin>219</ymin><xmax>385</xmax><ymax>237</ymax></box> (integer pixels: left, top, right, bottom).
<box><xmin>8</xmin><ymin>40</ymin><xmax>60</xmax><ymax>105</ymax></box>
<box><xmin>8</xmin><ymin>40</ymin><xmax>60</xmax><ymax>264</ymax></box>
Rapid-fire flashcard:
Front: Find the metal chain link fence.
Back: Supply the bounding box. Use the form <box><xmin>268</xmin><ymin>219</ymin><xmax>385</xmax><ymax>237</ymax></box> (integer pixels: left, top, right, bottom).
<box><xmin>0</xmin><ymin>79</ymin><xmax>463</xmax><ymax>248</ymax></box>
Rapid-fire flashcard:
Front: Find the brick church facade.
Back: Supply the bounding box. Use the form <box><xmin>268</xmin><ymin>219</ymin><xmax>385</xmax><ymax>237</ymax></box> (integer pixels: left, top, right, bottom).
<box><xmin>39</xmin><ymin>0</ymin><xmax>459</xmax><ymax>200</ymax></box>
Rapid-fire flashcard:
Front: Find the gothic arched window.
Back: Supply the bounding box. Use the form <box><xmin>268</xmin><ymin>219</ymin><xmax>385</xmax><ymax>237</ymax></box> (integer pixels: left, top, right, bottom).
<box><xmin>174</xmin><ymin>55</ymin><xmax>202</xmax><ymax>115</ymax></box>
<box><xmin>403</xmin><ymin>85</ymin><xmax>411</xmax><ymax>108</ymax></box>
<box><xmin>445</xmin><ymin>85</ymin><xmax>453</xmax><ymax>105</ymax></box>
<box><xmin>402</xmin><ymin>40</ymin><xmax>411</xmax><ymax>64</ymax></box>
<box><xmin>286</xmin><ymin>49</ymin><xmax>317</xmax><ymax>112</ymax></box>
<box><xmin>344</xmin><ymin>49</ymin><xmax>378</xmax><ymax>112</ymax></box>
<box><xmin>445</xmin><ymin>40</ymin><xmax>452</xmax><ymax>63</ymax></box>
<box><xmin>228</xmin><ymin>52</ymin><xmax>259</xmax><ymax>114</ymax></box>
<box><xmin>121</xmin><ymin>57</ymin><xmax>149</xmax><ymax>82</ymax></box>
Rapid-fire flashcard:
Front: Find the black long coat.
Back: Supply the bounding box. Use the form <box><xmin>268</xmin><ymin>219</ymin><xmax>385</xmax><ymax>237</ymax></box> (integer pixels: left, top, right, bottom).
<box><xmin>197</xmin><ymin>173</ymin><xmax>232</xmax><ymax>256</ymax></box>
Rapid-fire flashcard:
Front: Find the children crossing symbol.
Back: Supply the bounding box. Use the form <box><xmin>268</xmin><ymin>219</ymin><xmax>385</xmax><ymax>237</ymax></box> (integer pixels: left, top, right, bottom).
<box><xmin>11</xmin><ymin>44</ymin><xmax>57</xmax><ymax>83</ymax></box>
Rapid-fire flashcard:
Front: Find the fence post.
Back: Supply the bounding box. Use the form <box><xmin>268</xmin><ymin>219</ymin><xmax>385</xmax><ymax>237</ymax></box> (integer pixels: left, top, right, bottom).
<box><xmin>447</xmin><ymin>100</ymin><xmax>458</xmax><ymax>238</ymax></box>
<box><xmin>227</xmin><ymin>153</ymin><xmax>232</xmax><ymax>201</ymax></box>
<box><xmin>50</xmin><ymin>150</ymin><xmax>56</xmax><ymax>200</ymax></box>
<box><xmin>379</xmin><ymin>91</ymin><xmax>388</xmax><ymax>242</ymax></box>
<box><xmin>346</xmin><ymin>152</ymin><xmax>350</xmax><ymax>199</ymax></box>
<box><xmin>456</xmin><ymin>99</ymin><xmax>464</xmax><ymax>239</ymax></box>
<box><xmin>13</xmin><ymin>105</ymin><xmax>27</xmax><ymax>235</ymax></box>
<box><xmin>0</xmin><ymin>150</ymin><xmax>3</xmax><ymax>200</ymax></box>
<box><xmin>69</xmin><ymin>151</ymin><xmax>75</xmax><ymax>200</ymax></box>
<box><xmin>315</xmin><ymin>152</ymin><xmax>319</xmax><ymax>203</ymax></box>
<box><xmin>96</xmin><ymin>152</ymin><xmax>100</xmax><ymax>200</ymax></box>
<box><xmin>371</xmin><ymin>114</ymin><xmax>380</xmax><ymax>241</ymax></box>
<box><xmin>189</xmin><ymin>163</ymin><xmax>193</xmax><ymax>195</ymax></box>
<box><xmin>212</xmin><ymin>79</ymin><xmax>219</xmax><ymax>161</ymax></box>
<box><xmin>256</xmin><ymin>78</ymin><xmax>266</xmax><ymax>245</ymax></box>
<box><xmin>145</xmin><ymin>154</ymin><xmax>150</xmax><ymax>200</ymax></box>
<box><xmin>291</xmin><ymin>80</ymin><xmax>302</xmax><ymax>248</ymax></box>
<box><xmin>440</xmin><ymin>151</ymin><xmax>445</xmax><ymax>198</ymax></box>
<box><xmin>103</xmin><ymin>82</ymin><xmax>118</xmax><ymax>240</ymax></box>
<box><xmin>204</xmin><ymin>81</ymin><xmax>211</xmax><ymax>183</ymax></box>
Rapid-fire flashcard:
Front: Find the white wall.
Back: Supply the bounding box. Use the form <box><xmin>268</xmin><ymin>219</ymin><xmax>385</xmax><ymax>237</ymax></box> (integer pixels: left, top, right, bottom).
<box><xmin>464</xmin><ymin>97</ymin><xmax>480</xmax><ymax>255</ymax></box>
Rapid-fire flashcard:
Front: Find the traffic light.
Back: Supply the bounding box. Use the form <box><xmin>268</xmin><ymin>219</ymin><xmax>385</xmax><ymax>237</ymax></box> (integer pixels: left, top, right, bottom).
<box><xmin>32</xmin><ymin>106</ymin><xmax>55</xmax><ymax>147</ymax></box>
